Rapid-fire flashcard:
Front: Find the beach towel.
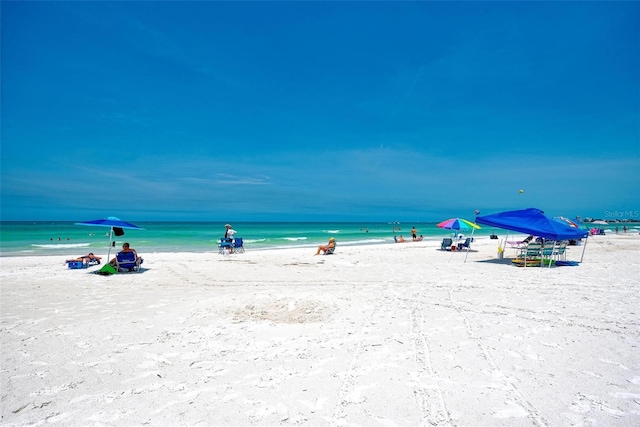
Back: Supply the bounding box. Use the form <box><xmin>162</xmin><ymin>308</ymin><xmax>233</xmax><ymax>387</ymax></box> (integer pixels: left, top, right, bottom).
<box><xmin>95</xmin><ymin>264</ymin><xmax>117</xmax><ymax>275</ymax></box>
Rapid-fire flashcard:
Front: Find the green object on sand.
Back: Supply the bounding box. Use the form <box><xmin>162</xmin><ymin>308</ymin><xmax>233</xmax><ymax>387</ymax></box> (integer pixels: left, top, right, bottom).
<box><xmin>96</xmin><ymin>264</ymin><xmax>117</xmax><ymax>275</ymax></box>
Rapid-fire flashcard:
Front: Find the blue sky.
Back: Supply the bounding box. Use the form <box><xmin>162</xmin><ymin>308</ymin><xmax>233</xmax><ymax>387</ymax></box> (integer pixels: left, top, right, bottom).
<box><xmin>2</xmin><ymin>1</ymin><xmax>638</xmax><ymax>222</ymax></box>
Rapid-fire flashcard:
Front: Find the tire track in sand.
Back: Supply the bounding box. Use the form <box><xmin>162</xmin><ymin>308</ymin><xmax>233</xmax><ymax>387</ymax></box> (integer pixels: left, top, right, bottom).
<box><xmin>449</xmin><ymin>287</ymin><xmax>548</xmax><ymax>427</ymax></box>
<box><xmin>410</xmin><ymin>290</ymin><xmax>452</xmax><ymax>426</ymax></box>
<box><xmin>329</xmin><ymin>300</ymin><xmax>380</xmax><ymax>425</ymax></box>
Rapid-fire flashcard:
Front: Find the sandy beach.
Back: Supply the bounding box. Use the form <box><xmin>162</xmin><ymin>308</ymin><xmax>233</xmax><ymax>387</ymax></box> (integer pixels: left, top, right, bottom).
<box><xmin>1</xmin><ymin>234</ymin><xmax>639</xmax><ymax>426</ymax></box>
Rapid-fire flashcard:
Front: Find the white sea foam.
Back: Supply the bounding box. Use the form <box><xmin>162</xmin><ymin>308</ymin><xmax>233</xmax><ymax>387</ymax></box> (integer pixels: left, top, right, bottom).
<box><xmin>31</xmin><ymin>243</ymin><xmax>91</xmax><ymax>249</ymax></box>
<box><xmin>341</xmin><ymin>238</ymin><xmax>388</xmax><ymax>245</ymax></box>
<box><xmin>283</xmin><ymin>237</ymin><xmax>307</xmax><ymax>241</ymax></box>
<box><xmin>244</xmin><ymin>238</ymin><xmax>266</xmax><ymax>244</ymax></box>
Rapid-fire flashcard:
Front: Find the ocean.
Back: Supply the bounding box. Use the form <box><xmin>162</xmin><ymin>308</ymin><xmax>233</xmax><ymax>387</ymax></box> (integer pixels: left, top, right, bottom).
<box><xmin>0</xmin><ymin>221</ymin><xmax>504</xmax><ymax>257</ymax></box>
<box><xmin>2</xmin><ymin>220</ymin><xmax>634</xmax><ymax>257</ymax></box>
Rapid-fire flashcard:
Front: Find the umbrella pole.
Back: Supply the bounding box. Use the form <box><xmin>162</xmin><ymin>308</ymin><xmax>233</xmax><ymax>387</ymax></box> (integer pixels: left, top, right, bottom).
<box><xmin>464</xmin><ymin>226</ymin><xmax>477</xmax><ymax>263</ymax></box>
<box><xmin>107</xmin><ymin>227</ymin><xmax>114</xmax><ymax>261</ymax></box>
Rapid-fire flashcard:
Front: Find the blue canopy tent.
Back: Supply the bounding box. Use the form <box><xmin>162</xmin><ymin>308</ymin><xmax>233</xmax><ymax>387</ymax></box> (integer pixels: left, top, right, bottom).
<box><xmin>475</xmin><ymin>208</ymin><xmax>589</xmax><ymax>264</ymax></box>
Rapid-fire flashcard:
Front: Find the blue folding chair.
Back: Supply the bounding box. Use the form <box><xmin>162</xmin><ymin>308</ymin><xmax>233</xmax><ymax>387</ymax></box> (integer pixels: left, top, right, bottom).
<box><xmin>233</xmin><ymin>237</ymin><xmax>245</xmax><ymax>254</ymax></box>
<box><xmin>458</xmin><ymin>238</ymin><xmax>472</xmax><ymax>250</ymax></box>
<box><xmin>115</xmin><ymin>251</ymin><xmax>143</xmax><ymax>272</ymax></box>
<box><xmin>441</xmin><ymin>238</ymin><xmax>453</xmax><ymax>250</ymax></box>
<box><xmin>218</xmin><ymin>238</ymin><xmax>233</xmax><ymax>254</ymax></box>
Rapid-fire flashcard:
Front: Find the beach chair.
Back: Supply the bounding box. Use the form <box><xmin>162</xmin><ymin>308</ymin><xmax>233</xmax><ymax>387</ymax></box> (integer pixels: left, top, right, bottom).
<box><xmin>233</xmin><ymin>237</ymin><xmax>245</xmax><ymax>254</ymax></box>
<box><xmin>441</xmin><ymin>238</ymin><xmax>453</xmax><ymax>250</ymax></box>
<box><xmin>515</xmin><ymin>242</ymin><xmax>542</xmax><ymax>267</ymax></box>
<box><xmin>324</xmin><ymin>242</ymin><xmax>336</xmax><ymax>255</ymax></box>
<box><xmin>540</xmin><ymin>241</ymin><xmax>558</xmax><ymax>268</ymax></box>
<box><xmin>518</xmin><ymin>242</ymin><xmax>541</xmax><ymax>258</ymax></box>
<box><xmin>554</xmin><ymin>241</ymin><xmax>568</xmax><ymax>261</ymax></box>
<box><xmin>86</xmin><ymin>258</ymin><xmax>101</xmax><ymax>267</ymax></box>
<box><xmin>218</xmin><ymin>238</ymin><xmax>233</xmax><ymax>254</ymax></box>
<box><xmin>458</xmin><ymin>238</ymin><xmax>472</xmax><ymax>250</ymax></box>
<box><xmin>115</xmin><ymin>251</ymin><xmax>143</xmax><ymax>272</ymax></box>
<box><xmin>507</xmin><ymin>240</ymin><xmax>526</xmax><ymax>250</ymax></box>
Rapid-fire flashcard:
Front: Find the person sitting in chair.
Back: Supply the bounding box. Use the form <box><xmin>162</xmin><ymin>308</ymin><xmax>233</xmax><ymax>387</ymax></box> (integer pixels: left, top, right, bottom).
<box><xmin>315</xmin><ymin>237</ymin><xmax>336</xmax><ymax>255</ymax></box>
<box><xmin>109</xmin><ymin>243</ymin><xmax>141</xmax><ymax>266</ymax></box>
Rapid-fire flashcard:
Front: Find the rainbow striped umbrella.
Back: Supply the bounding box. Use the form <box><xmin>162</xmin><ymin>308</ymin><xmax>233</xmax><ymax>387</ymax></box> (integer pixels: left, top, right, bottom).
<box><xmin>437</xmin><ymin>217</ymin><xmax>481</xmax><ymax>231</ymax></box>
<box><xmin>554</xmin><ymin>216</ymin><xmax>581</xmax><ymax>228</ymax></box>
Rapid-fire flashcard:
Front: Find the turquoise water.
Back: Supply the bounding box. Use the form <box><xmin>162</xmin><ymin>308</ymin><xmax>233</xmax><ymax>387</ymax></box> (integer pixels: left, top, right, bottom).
<box><xmin>4</xmin><ymin>220</ymin><xmax>634</xmax><ymax>257</ymax></box>
<box><xmin>0</xmin><ymin>221</ymin><xmax>503</xmax><ymax>257</ymax></box>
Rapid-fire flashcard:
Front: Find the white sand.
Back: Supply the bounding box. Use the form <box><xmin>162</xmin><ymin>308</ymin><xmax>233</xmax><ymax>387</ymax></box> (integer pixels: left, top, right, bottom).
<box><xmin>1</xmin><ymin>234</ymin><xmax>639</xmax><ymax>426</ymax></box>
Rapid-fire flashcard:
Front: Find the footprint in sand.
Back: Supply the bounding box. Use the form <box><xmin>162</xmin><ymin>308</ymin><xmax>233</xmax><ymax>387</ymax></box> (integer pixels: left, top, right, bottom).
<box><xmin>492</xmin><ymin>399</ymin><xmax>528</xmax><ymax>419</ymax></box>
<box><xmin>600</xmin><ymin>358</ymin><xmax>629</xmax><ymax>370</ymax></box>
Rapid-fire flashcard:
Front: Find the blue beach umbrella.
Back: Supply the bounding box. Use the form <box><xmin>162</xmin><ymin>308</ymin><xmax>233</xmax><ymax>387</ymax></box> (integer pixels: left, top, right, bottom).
<box><xmin>76</xmin><ymin>216</ymin><xmax>144</xmax><ymax>259</ymax></box>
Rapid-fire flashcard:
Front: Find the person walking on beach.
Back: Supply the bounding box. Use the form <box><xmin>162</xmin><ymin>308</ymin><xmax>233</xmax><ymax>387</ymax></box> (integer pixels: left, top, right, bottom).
<box><xmin>411</xmin><ymin>226</ymin><xmax>418</xmax><ymax>241</ymax></box>
<box><xmin>315</xmin><ymin>237</ymin><xmax>336</xmax><ymax>255</ymax></box>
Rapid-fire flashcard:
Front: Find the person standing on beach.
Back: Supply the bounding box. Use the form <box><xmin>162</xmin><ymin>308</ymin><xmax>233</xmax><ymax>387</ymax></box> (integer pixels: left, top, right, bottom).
<box><xmin>222</xmin><ymin>224</ymin><xmax>236</xmax><ymax>253</ymax></box>
<box><xmin>224</xmin><ymin>224</ymin><xmax>237</xmax><ymax>240</ymax></box>
<box><xmin>411</xmin><ymin>226</ymin><xmax>418</xmax><ymax>241</ymax></box>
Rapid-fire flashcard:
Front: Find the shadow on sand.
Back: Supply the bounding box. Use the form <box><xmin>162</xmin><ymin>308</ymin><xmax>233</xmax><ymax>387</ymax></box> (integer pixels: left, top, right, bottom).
<box><xmin>436</xmin><ymin>249</ymin><xmax>479</xmax><ymax>253</ymax></box>
<box><xmin>475</xmin><ymin>258</ymin><xmax>515</xmax><ymax>266</ymax></box>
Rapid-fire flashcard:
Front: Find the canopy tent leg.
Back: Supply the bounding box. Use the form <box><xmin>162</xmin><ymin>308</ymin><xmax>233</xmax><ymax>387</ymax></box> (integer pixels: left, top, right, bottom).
<box><xmin>503</xmin><ymin>231</ymin><xmax>510</xmax><ymax>253</ymax></box>
<box><xmin>548</xmin><ymin>241</ymin><xmax>557</xmax><ymax>268</ymax></box>
<box><xmin>580</xmin><ymin>237</ymin><xmax>588</xmax><ymax>263</ymax></box>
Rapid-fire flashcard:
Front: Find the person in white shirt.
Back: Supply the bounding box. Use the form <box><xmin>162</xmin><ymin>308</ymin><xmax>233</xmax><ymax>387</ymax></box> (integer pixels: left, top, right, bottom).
<box><xmin>222</xmin><ymin>224</ymin><xmax>237</xmax><ymax>253</ymax></box>
<box><xmin>224</xmin><ymin>224</ymin><xmax>237</xmax><ymax>240</ymax></box>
